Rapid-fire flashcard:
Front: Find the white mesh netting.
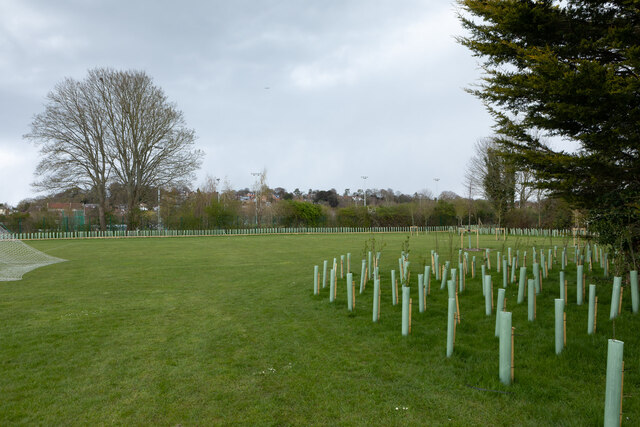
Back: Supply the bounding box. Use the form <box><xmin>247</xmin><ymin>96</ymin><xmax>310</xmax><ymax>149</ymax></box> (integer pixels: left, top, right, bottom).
<box><xmin>0</xmin><ymin>229</ymin><xmax>66</xmax><ymax>281</ymax></box>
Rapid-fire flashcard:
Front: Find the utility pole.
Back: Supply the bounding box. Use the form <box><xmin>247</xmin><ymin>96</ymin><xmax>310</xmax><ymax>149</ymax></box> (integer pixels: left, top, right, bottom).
<box><xmin>361</xmin><ymin>176</ymin><xmax>368</xmax><ymax>208</ymax></box>
<box><xmin>251</xmin><ymin>172</ymin><xmax>260</xmax><ymax>226</ymax></box>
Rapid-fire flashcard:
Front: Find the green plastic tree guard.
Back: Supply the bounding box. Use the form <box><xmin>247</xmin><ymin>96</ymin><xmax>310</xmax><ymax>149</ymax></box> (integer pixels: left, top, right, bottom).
<box><xmin>481</xmin><ymin>265</ymin><xmax>486</xmax><ymax>295</ymax></box>
<box><xmin>440</xmin><ymin>262</ymin><xmax>449</xmax><ymax>290</ymax></box>
<box><xmin>402</xmin><ymin>286</ymin><xmax>410</xmax><ymax>336</ymax></box>
<box><xmin>322</xmin><ymin>260</ymin><xmax>328</xmax><ymax>289</ymax></box>
<box><xmin>403</xmin><ymin>261</ymin><xmax>410</xmax><ymax>285</ymax></box>
<box><xmin>434</xmin><ymin>253</ymin><xmax>440</xmax><ymax>280</ymax></box>
<box><xmin>588</xmin><ymin>284</ymin><xmax>596</xmax><ymax>335</ymax></box>
<box><xmin>347</xmin><ymin>253</ymin><xmax>351</xmax><ymax>273</ymax></box>
<box><xmin>346</xmin><ymin>273</ymin><xmax>353</xmax><ymax>311</ymax></box>
<box><xmin>372</xmin><ymin>276</ymin><xmax>380</xmax><ymax>322</ymax></box>
<box><xmin>528</xmin><ymin>279</ymin><xmax>535</xmax><ymax>322</ymax></box>
<box><xmin>499</xmin><ymin>311</ymin><xmax>513</xmax><ymax>385</ymax></box>
<box><xmin>418</xmin><ymin>274</ymin><xmax>425</xmax><ymax>313</ymax></box>
<box><xmin>604</xmin><ymin>339</ymin><xmax>624</xmax><ymax>427</ymax></box>
<box><xmin>391</xmin><ymin>270</ymin><xmax>397</xmax><ymax>306</ymax></box>
<box><xmin>368</xmin><ymin>251</ymin><xmax>372</xmax><ymax>280</ymax></box>
<box><xmin>555</xmin><ymin>298</ymin><xmax>564</xmax><ymax>354</ymax></box>
<box><xmin>541</xmin><ymin>253</ymin><xmax>547</xmax><ymax>279</ymax></box>
<box><xmin>610</xmin><ymin>277</ymin><xmax>622</xmax><ymax>319</ymax></box>
<box><xmin>518</xmin><ymin>267</ymin><xmax>526</xmax><ymax>304</ymax></box>
<box><xmin>484</xmin><ymin>274</ymin><xmax>492</xmax><ymax>316</ymax></box>
<box><xmin>502</xmin><ymin>259</ymin><xmax>508</xmax><ymax>288</ymax></box>
<box><xmin>314</xmin><ymin>265</ymin><xmax>319</xmax><ymax>295</ymax></box>
<box><xmin>360</xmin><ymin>260</ymin><xmax>366</xmax><ymax>294</ymax></box>
<box><xmin>450</xmin><ymin>269</ymin><xmax>457</xmax><ymax>294</ymax></box>
<box><xmin>329</xmin><ymin>268</ymin><xmax>335</xmax><ymax>302</ymax></box>
<box><xmin>447</xmin><ymin>297</ymin><xmax>456</xmax><ymax>357</ymax></box>
<box><xmin>577</xmin><ymin>265</ymin><xmax>584</xmax><ymax>305</ymax></box>
<box><xmin>533</xmin><ymin>263</ymin><xmax>540</xmax><ymax>294</ymax></box>
<box><xmin>424</xmin><ymin>266</ymin><xmax>431</xmax><ymax>295</ymax></box>
<box><xmin>459</xmin><ymin>262</ymin><xmax>464</xmax><ymax>292</ymax></box>
<box><xmin>497</xmin><ymin>252</ymin><xmax>501</xmax><ymax>272</ymax></box>
<box><xmin>560</xmin><ymin>271</ymin><xmax>565</xmax><ymax>303</ymax></box>
<box><xmin>495</xmin><ymin>288</ymin><xmax>506</xmax><ymax>337</ymax></box>
<box><xmin>630</xmin><ymin>270</ymin><xmax>638</xmax><ymax>314</ymax></box>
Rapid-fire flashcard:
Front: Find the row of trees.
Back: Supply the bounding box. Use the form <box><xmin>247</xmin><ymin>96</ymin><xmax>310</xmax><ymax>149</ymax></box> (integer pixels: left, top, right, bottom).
<box><xmin>1</xmin><ymin>179</ymin><xmax>575</xmax><ymax>233</ymax></box>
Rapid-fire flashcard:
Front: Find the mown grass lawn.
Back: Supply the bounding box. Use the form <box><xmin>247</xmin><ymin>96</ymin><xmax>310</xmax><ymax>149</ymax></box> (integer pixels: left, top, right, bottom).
<box><xmin>1</xmin><ymin>233</ymin><xmax>638</xmax><ymax>425</ymax></box>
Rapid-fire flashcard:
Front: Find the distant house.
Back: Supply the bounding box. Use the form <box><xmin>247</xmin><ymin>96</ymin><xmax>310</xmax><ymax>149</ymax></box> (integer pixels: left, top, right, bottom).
<box><xmin>47</xmin><ymin>202</ymin><xmax>84</xmax><ymax>212</ymax></box>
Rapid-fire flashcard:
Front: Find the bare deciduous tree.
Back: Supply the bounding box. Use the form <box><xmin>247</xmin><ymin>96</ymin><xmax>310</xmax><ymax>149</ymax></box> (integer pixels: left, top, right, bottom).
<box><xmin>25</xmin><ymin>75</ymin><xmax>111</xmax><ymax>229</ymax></box>
<box><xmin>464</xmin><ymin>137</ymin><xmax>535</xmax><ymax>224</ymax></box>
<box><xmin>95</xmin><ymin>68</ymin><xmax>203</xmax><ymax>228</ymax></box>
<box><xmin>26</xmin><ymin>68</ymin><xmax>203</xmax><ymax>230</ymax></box>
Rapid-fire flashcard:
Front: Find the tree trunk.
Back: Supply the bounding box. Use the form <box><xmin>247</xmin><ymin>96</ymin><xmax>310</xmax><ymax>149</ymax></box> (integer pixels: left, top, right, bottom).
<box><xmin>98</xmin><ymin>203</ymin><xmax>106</xmax><ymax>231</ymax></box>
<box><xmin>126</xmin><ymin>186</ymin><xmax>138</xmax><ymax>230</ymax></box>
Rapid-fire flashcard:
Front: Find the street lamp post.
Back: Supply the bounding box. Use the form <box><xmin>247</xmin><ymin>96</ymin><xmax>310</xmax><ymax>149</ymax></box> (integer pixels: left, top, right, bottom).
<box><xmin>251</xmin><ymin>172</ymin><xmax>260</xmax><ymax>226</ymax></box>
<box><xmin>361</xmin><ymin>176</ymin><xmax>368</xmax><ymax>208</ymax></box>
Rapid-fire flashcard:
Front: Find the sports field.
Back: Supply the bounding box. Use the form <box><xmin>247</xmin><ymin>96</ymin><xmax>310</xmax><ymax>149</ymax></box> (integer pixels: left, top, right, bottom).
<box><xmin>1</xmin><ymin>233</ymin><xmax>638</xmax><ymax>425</ymax></box>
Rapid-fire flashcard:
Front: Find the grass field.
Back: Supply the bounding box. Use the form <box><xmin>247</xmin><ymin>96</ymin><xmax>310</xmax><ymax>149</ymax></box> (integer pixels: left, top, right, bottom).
<box><xmin>1</xmin><ymin>233</ymin><xmax>638</xmax><ymax>425</ymax></box>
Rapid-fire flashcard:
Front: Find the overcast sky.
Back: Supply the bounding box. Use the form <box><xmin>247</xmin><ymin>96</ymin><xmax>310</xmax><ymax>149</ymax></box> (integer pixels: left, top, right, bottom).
<box><xmin>0</xmin><ymin>0</ymin><xmax>493</xmax><ymax>206</ymax></box>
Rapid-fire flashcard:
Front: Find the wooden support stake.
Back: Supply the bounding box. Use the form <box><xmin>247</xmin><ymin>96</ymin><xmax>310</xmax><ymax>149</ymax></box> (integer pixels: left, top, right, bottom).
<box><xmin>378</xmin><ymin>292</ymin><xmax>381</xmax><ymax>320</ymax></box>
<box><xmin>395</xmin><ymin>279</ymin><xmax>398</xmax><ymax>302</ymax></box>
<box><xmin>564</xmin><ymin>280</ymin><xmax>568</xmax><ymax>303</ymax></box>
<box><xmin>340</xmin><ymin>259</ymin><xmax>343</xmax><ymax>278</ymax></box>
<box><xmin>545</xmin><ymin>262</ymin><xmax>549</xmax><ymax>278</ymax></box>
<box><xmin>619</xmin><ymin>286</ymin><xmax>623</xmax><ymax>315</ymax></box>
<box><xmin>456</xmin><ymin>291</ymin><xmax>460</xmax><ymax>324</ymax></box>
<box><xmin>534</xmin><ymin>292</ymin><xmax>537</xmax><ymax>320</ymax></box>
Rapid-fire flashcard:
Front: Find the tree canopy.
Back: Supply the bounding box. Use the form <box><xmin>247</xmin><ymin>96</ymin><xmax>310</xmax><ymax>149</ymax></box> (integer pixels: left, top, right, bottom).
<box><xmin>458</xmin><ymin>0</ymin><xmax>640</xmax><ymax>268</ymax></box>
<box><xmin>26</xmin><ymin>68</ymin><xmax>203</xmax><ymax>230</ymax></box>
